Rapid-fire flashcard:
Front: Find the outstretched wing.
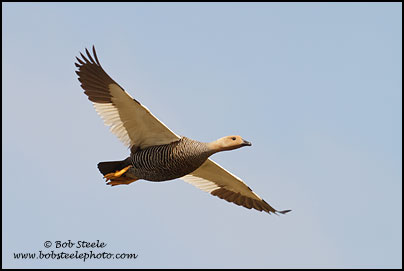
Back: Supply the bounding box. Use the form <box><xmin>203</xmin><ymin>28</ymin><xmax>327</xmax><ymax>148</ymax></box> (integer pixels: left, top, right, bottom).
<box><xmin>75</xmin><ymin>46</ymin><xmax>180</xmax><ymax>149</ymax></box>
<box><xmin>181</xmin><ymin>159</ymin><xmax>291</xmax><ymax>215</ymax></box>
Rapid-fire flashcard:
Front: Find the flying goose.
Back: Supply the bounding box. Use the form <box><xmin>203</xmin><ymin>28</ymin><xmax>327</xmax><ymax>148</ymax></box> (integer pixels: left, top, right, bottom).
<box><xmin>75</xmin><ymin>46</ymin><xmax>290</xmax><ymax>215</ymax></box>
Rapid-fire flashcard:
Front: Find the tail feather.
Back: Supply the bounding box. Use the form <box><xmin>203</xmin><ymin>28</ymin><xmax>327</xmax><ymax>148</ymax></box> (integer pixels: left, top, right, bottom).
<box><xmin>97</xmin><ymin>158</ymin><xmax>131</xmax><ymax>175</ymax></box>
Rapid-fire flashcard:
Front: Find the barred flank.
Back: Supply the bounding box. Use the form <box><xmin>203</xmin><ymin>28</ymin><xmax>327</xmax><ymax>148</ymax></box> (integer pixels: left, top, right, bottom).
<box><xmin>130</xmin><ymin>137</ymin><xmax>211</xmax><ymax>182</ymax></box>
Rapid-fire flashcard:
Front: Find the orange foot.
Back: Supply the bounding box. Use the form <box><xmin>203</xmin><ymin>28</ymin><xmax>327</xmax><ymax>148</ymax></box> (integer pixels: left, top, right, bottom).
<box><xmin>106</xmin><ymin>176</ymin><xmax>138</xmax><ymax>186</ymax></box>
<box><xmin>103</xmin><ymin>165</ymin><xmax>138</xmax><ymax>186</ymax></box>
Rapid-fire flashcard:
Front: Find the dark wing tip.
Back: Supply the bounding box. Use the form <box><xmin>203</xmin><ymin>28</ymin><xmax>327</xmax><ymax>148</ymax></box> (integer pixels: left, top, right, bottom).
<box><xmin>80</xmin><ymin>52</ymin><xmax>90</xmax><ymax>63</ymax></box>
<box><xmin>75</xmin><ymin>56</ymin><xmax>84</xmax><ymax>65</ymax></box>
<box><xmin>75</xmin><ymin>46</ymin><xmax>102</xmax><ymax>69</ymax></box>
<box><xmin>85</xmin><ymin>47</ymin><xmax>95</xmax><ymax>63</ymax></box>
<box><xmin>74</xmin><ymin>46</ymin><xmax>117</xmax><ymax>102</ymax></box>
<box><xmin>92</xmin><ymin>45</ymin><xmax>101</xmax><ymax>66</ymax></box>
<box><xmin>277</xmin><ymin>209</ymin><xmax>292</xmax><ymax>215</ymax></box>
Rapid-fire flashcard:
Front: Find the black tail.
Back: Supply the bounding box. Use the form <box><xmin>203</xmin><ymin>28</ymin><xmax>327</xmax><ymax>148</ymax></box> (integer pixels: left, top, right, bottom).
<box><xmin>97</xmin><ymin>157</ymin><xmax>131</xmax><ymax>175</ymax></box>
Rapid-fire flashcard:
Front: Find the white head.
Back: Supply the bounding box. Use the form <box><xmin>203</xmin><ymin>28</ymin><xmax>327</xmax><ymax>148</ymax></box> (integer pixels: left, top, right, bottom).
<box><xmin>208</xmin><ymin>135</ymin><xmax>252</xmax><ymax>153</ymax></box>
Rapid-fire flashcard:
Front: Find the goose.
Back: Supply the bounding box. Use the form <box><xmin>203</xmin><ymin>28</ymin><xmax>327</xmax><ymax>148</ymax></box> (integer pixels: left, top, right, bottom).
<box><xmin>75</xmin><ymin>46</ymin><xmax>291</xmax><ymax>215</ymax></box>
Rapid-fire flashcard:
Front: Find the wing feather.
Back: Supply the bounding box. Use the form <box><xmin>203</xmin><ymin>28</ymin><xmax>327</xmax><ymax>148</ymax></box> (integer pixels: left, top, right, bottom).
<box><xmin>76</xmin><ymin>46</ymin><xmax>180</xmax><ymax>149</ymax></box>
<box><xmin>181</xmin><ymin>159</ymin><xmax>291</xmax><ymax>214</ymax></box>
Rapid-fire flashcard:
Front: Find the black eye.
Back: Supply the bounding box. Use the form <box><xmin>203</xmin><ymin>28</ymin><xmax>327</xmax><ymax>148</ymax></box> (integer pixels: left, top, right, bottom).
<box><xmin>231</xmin><ymin>137</ymin><xmax>236</xmax><ymax>140</ymax></box>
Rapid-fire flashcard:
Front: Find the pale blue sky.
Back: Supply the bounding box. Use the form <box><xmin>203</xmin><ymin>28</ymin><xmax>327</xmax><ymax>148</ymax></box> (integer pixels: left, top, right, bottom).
<box><xmin>2</xmin><ymin>2</ymin><xmax>402</xmax><ymax>269</ymax></box>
